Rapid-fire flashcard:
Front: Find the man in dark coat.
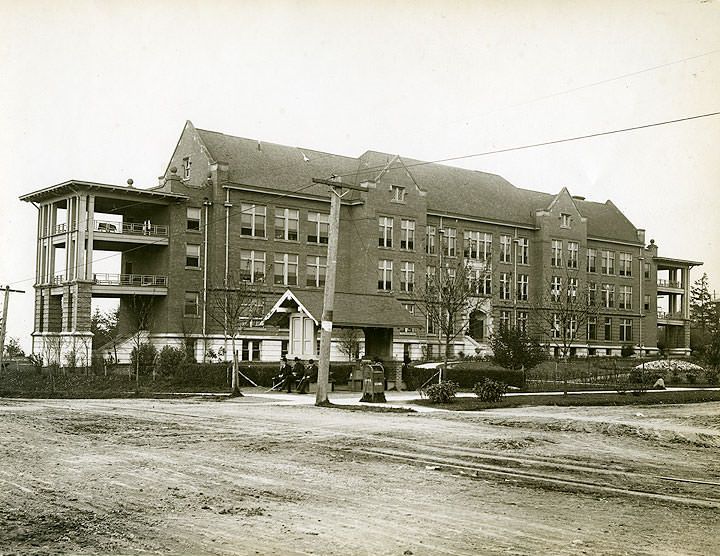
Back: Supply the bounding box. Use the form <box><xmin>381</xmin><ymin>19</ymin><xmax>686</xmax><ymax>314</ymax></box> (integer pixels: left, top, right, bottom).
<box><xmin>297</xmin><ymin>358</ymin><xmax>318</xmax><ymax>394</ymax></box>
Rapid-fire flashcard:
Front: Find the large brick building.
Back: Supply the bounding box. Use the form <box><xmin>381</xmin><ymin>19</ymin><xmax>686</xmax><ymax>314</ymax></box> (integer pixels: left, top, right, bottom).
<box><xmin>20</xmin><ymin>121</ymin><xmax>701</xmax><ymax>366</ymax></box>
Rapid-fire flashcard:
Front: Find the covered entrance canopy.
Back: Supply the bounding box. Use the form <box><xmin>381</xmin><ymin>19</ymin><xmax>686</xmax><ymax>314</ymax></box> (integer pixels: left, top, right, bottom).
<box><xmin>262</xmin><ymin>289</ymin><xmax>420</xmax><ymax>360</ymax></box>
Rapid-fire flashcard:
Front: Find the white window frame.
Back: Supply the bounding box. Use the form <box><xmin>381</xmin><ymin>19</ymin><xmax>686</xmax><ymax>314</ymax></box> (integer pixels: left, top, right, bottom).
<box><xmin>307</xmin><ymin>211</ymin><xmax>329</xmax><ymax>244</ymax></box>
<box><xmin>517</xmin><ymin>274</ymin><xmax>528</xmax><ymax>301</ymax></box>
<box><xmin>500</xmin><ymin>235</ymin><xmax>512</xmax><ymax>264</ymax></box>
<box><xmin>240</xmin><ymin>249</ymin><xmax>266</xmax><ymax>283</ymax></box>
<box><xmin>619</xmin><ymin>253</ymin><xmax>633</xmax><ymax>277</ymax></box>
<box><xmin>379</xmin><ymin>216</ymin><xmax>393</xmax><ymax>249</ymax></box>
<box><xmin>378</xmin><ymin>259</ymin><xmax>393</xmax><ymax>291</ymax></box>
<box><xmin>516</xmin><ymin>238</ymin><xmax>529</xmax><ymax>265</ymax></box>
<box><xmin>240</xmin><ymin>203</ymin><xmax>266</xmax><ymax>238</ymax></box>
<box><xmin>400</xmin><ymin>219</ymin><xmax>415</xmax><ymax>250</ymax></box>
<box><xmin>274</xmin><ymin>208</ymin><xmax>299</xmax><ymax>241</ymax></box>
<box><xmin>551</xmin><ymin>239</ymin><xmax>563</xmax><ymax>267</ymax></box>
<box><xmin>426</xmin><ymin>225</ymin><xmax>436</xmax><ymax>255</ymax></box>
<box><xmin>274</xmin><ymin>253</ymin><xmax>298</xmax><ymax>286</ymax></box>
<box><xmin>186</xmin><ymin>243</ymin><xmax>200</xmax><ymax>268</ymax></box>
<box><xmin>400</xmin><ymin>261</ymin><xmax>415</xmax><ymax>292</ymax></box>
<box><xmin>443</xmin><ymin>227</ymin><xmax>457</xmax><ymax>257</ymax></box>
<box><xmin>567</xmin><ymin>242</ymin><xmax>579</xmax><ymax>269</ymax></box>
<box><xmin>186</xmin><ymin>207</ymin><xmax>201</xmax><ymax>231</ymax></box>
<box><xmin>500</xmin><ymin>272</ymin><xmax>511</xmax><ymax>300</ymax></box>
<box><xmin>306</xmin><ymin>255</ymin><xmax>327</xmax><ymax>288</ymax></box>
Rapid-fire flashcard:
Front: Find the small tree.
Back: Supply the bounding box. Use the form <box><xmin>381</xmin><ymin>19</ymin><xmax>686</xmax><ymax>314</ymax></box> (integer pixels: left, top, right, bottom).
<box><xmin>532</xmin><ymin>268</ymin><xmax>599</xmax><ymax>359</ymax></box>
<box><xmin>491</xmin><ymin>324</ymin><xmax>545</xmax><ymax>373</ymax></box>
<box><xmin>3</xmin><ymin>337</ymin><xmax>25</xmax><ymax>358</ymax></box>
<box><xmin>128</xmin><ymin>295</ymin><xmax>155</xmax><ymax>392</ymax></box>
<box><xmin>207</xmin><ymin>271</ymin><xmax>265</xmax><ymax>397</ymax></box>
<box><xmin>690</xmin><ymin>273</ymin><xmax>718</xmax><ymax>355</ymax></box>
<box><xmin>413</xmin><ymin>258</ymin><xmax>486</xmax><ymax>379</ymax></box>
<box><xmin>337</xmin><ymin>328</ymin><xmax>362</xmax><ymax>361</ymax></box>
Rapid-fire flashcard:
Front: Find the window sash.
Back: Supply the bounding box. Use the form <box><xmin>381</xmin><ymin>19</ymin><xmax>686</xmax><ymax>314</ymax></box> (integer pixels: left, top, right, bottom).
<box><xmin>186</xmin><ymin>244</ymin><xmax>200</xmax><ymax>267</ymax></box>
<box><xmin>274</xmin><ymin>208</ymin><xmax>299</xmax><ymax>241</ymax></box>
<box><xmin>307</xmin><ymin>212</ymin><xmax>329</xmax><ymax>244</ymax></box>
<box><xmin>400</xmin><ymin>219</ymin><xmax>415</xmax><ymax>250</ymax></box>
<box><xmin>378</xmin><ymin>217</ymin><xmax>393</xmax><ymax>248</ymax></box>
<box><xmin>240</xmin><ymin>204</ymin><xmax>266</xmax><ymax>237</ymax></box>
<box><xmin>500</xmin><ymin>235</ymin><xmax>512</xmax><ymax>263</ymax></box>
<box><xmin>274</xmin><ymin>254</ymin><xmax>298</xmax><ymax>286</ymax></box>
<box><xmin>378</xmin><ymin>260</ymin><xmax>393</xmax><ymax>290</ymax></box>
<box><xmin>240</xmin><ymin>250</ymin><xmax>266</xmax><ymax>282</ymax></box>
<box><xmin>306</xmin><ymin>256</ymin><xmax>327</xmax><ymax>288</ymax></box>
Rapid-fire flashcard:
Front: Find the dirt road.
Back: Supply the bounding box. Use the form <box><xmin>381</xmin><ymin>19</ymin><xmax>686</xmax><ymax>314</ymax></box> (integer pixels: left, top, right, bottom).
<box><xmin>1</xmin><ymin>392</ymin><xmax>719</xmax><ymax>555</ymax></box>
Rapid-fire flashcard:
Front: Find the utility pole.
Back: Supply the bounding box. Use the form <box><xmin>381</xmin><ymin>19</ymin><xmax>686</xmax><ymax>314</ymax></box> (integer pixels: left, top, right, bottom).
<box><xmin>312</xmin><ymin>177</ymin><xmax>366</xmax><ymax>406</ymax></box>
<box><xmin>0</xmin><ymin>285</ymin><xmax>26</xmax><ymax>372</ymax></box>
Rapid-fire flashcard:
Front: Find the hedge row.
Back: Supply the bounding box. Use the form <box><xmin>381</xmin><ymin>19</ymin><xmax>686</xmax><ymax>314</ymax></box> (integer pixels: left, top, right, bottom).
<box><xmin>404</xmin><ymin>363</ymin><xmax>525</xmax><ymax>390</ymax></box>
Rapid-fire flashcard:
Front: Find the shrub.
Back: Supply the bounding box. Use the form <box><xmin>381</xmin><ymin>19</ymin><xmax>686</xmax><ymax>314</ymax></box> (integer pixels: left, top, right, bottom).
<box><xmin>156</xmin><ymin>346</ymin><xmax>187</xmax><ymax>377</ymax></box>
<box><xmin>473</xmin><ymin>378</ymin><xmax>508</xmax><ymax>402</ymax></box>
<box><xmin>621</xmin><ymin>344</ymin><xmax>635</xmax><ymax>358</ymax></box>
<box><xmin>130</xmin><ymin>342</ymin><xmax>158</xmax><ymax>375</ymax></box>
<box><xmin>404</xmin><ymin>363</ymin><xmax>525</xmax><ymax>390</ymax></box>
<box><xmin>424</xmin><ymin>380</ymin><xmax>458</xmax><ymax>404</ymax></box>
<box><xmin>686</xmin><ymin>373</ymin><xmax>697</xmax><ymax>384</ymax></box>
<box><xmin>705</xmin><ymin>369</ymin><xmax>719</xmax><ymax>385</ymax></box>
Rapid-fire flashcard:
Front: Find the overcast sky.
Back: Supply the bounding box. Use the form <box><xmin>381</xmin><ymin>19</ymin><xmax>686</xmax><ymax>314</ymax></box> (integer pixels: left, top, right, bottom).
<box><xmin>1</xmin><ymin>0</ymin><xmax>718</xmax><ymax>352</ymax></box>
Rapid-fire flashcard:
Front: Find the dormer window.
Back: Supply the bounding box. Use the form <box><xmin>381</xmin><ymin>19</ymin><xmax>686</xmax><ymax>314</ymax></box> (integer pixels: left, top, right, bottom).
<box><xmin>183</xmin><ymin>157</ymin><xmax>192</xmax><ymax>180</ymax></box>
<box><xmin>560</xmin><ymin>213</ymin><xmax>571</xmax><ymax>228</ymax></box>
<box><xmin>391</xmin><ymin>185</ymin><xmax>406</xmax><ymax>203</ymax></box>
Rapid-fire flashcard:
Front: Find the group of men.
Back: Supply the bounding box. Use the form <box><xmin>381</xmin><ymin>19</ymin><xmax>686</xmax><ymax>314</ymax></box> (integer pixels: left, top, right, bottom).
<box><xmin>275</xmin><ymin>356</ymin><xmax>318</xmax><ymax>394</ymax></box>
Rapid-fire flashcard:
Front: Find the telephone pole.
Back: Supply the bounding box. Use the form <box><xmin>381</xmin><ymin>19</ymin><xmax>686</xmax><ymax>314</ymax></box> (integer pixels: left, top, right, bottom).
<box><xmin>312</xmin><ymin>177</ymin><xmax>366</xmax><ymax>406</ymax></box>
<box><xmin>0</xmin><ymin>285</ymin><xmax>26</xmax><ymax>371</ymax></box>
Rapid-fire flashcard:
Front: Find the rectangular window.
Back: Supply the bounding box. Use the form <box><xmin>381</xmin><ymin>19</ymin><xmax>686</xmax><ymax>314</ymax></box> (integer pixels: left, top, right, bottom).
<box><xmin>306</xmin><ymin>255</ymin><xmax>327</xmax><ymax>288</ymax></box>
<box><xmin>500</xmin><ymin>272</ymin><xmax>511</xmax><ymax>300</ymax></box>
<box><xmin>551</xmin><ymin>239</ymin><xmax>563</xmax><ymax>267</ymax></box>
<box><xmin>567</xmin><ymin>242</ymin><xmax>579</xmax><ymax>269</ymax></box>
<box><xmin>619</xmin><ymin>318</ymin><xmax>633</xmax><ymax>342</ymax></box>
<box><xmin>517</xmin><ymin>311</ymin><xmax>528</xmax><ymax>333</ymax></box>
<box><xmin>426</xmin><ymin>225</ymin><xmax>436</xmax><ymax>255</ymax></box>
<box><xmin>186</xmin><ymin>207</ymin><xmax>201</xmax><ymax>231</ymax></box>
<box><xmin>378</xmin><ymin>259</ymin><xmax>393</xmax><ymax>291</ymax></box>
<box><xmin>400</xmin><ymin>261</ymin><xmax>415</xmax><ymax>292</ymax></box>
<box><xmin>425</xmin><ymin>265</ymin><xmax>436</xmax><ymax>286</ymax></box>
<box><xmin>469</xmin><ymin>269</ymin><xmax>491</xmax><ymax>295</ymax></box>
<box><xmin>240</xmin><ymin>203</ymin><xmax>266</xmax><ymax>238</ymax></box>
<box><xmin>517</xmin><ymin>274</ymin><xmax>528</xmax><ymax>301</ymax></box>
<box><xmin>274</xmin><ymin>208</ymin><xmax>299</xmax><ymax>241</ymax></box>
<box><xmin>587</xmin><ymin>248</ymin><xmax>597</xmax><ymax>273</ymax></box>
<box><xmin>463</xmin><ymin>231</ymin><xmax>492</xmax><ymax>261</ymax></box>
<box><xmin>567</xmin><ymin>277</ymin><xmax>578</xmax><ymax>300</ymax></box>
<box><xmin>560</xmin><ymin>213</ymin><xmax>571</xmax><ymax>229</ymax></box>
<box><xmin>186</xmin><ymin>244</ymin><xmax>200</xmax><ymax>267</ymax></box>
<box><xmin>391</xmin><ymin>185</ymin><xmax>406</xmax><ymax>203</ymax></box>
<box><xmin>604</xmin><ymin>317</ymin><xmax>612</xmax><ymax>341</ymax></box>
<box><xmin>499</xmin><ymin>310</ymin><xmax>510</xmax><ymax>330</ymax></box>
<box><xmin>601</xmin><ymin>250</ymin><xmax>615</xmax><ymax>275</ymax></box>
<box><xmin>379</xmin><ymin>216</ymin><xmax>393</xmax><ymax>248</ymax></box>
<box><xmin>602</xmin><ymin>283</ymin><xmax>615</xmax><ymax>308</ymax></box>
<box><xmin>587</xmin><ymin>282</ymin><xmax>597</xmax><ymax>305</ymax></box>
<box><xmin>516</xmin><ymin>238</ymin><xmax>529</xmax><ymax>265</ymax></box>
<box><xmin>551</xmin><ymin>276</ymin><xmax>562</xmax><ymax>300</ymax></box>
<box><xmin>183</xmin><ymin>157</ymin><xmax>191</xmax><ymax>179</ymax></box>
<box><xmin>551</xmin><ymin>313</ymin><xmax>561</xmax><ymax>339</ymax></box>
<box><xmin>307</xmin><ymin>212</ymin><xmax>329</xmax><ymax>244</ymax></box>
<box><xmin>184</xmin><ymin>291</ymin><xmax>199</xmax><ymax>316</ymax></box>
<box><xmin>644</xmin><ymin>261</ymin><xmax>651</xmax><ymax>279</ymax></box>
<box><xmin>241</xmin><ymin>340</ymin><xmax>262</xmax><ymax>362</ymax></box>
<box><xmin>274</xmin><ymin>253</ymin><xmax>298</xmax><ymax>286</ymax></box>
<box><xmin>443</xmin><ymin>227</ymin><xmax>457</xmax><ymax>257</ymax></box>
<box><xmin>500</xmin><ymin>235</ymin><xmax>512</xmax><ymax>264</ymax></box>
<box><xmin>619</xmin><ymin>253</ymin><xmax>632</xmax><ymax>277</ymax></box>
<box><xmin>619</xmin><ymin>285</ymin><xmax>632</xmax><ymax>310</ymax></box>
<box><xmin>644</xmin><ymin>294</ymin><xmax>651</xmax><ymax>311</ymax></box>
<box><xmin>240</xmin><ymin>249</ymin><xmax>266</xmax><ymax>283</ymax></box>
<box><xmin>400</xmin><ymin>219</ymin><xmax>415</xmax><ymax>250</ymax></box>
<box><xmin>587</xmin><ymin>318</ymin><xmax>597</xmax><ymax>340</ymax></box>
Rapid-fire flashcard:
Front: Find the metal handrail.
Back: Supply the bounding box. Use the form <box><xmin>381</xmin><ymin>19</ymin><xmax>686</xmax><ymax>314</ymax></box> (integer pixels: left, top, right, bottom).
<box><xmin>93</xmin><ymin>220</ymin><xmax>169</xmax><ymax>236</ymax></box>
<box><xmin>92</xmin><ymin>273</ymin><xmax>168</xmax><ymax>287</ymax></box>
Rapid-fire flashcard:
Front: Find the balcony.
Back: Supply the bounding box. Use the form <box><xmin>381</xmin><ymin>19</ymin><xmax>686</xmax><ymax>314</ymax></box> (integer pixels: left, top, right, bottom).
<box><xmin>657</xmin><ymin>279</ymin><xmax>682</xmax><ymax>289</ymax></box>
<box><xmin>657</xmin><ymin>310</ymin><xmax>686</xmax><ymax>323</ymax></box>
<box><xmin>91</xmin><ymin>273</ymin><xmax>168</xmax><ymax>297</ymax></box>
<box><xmin>93</xmin><ymin>220</ymin><xmax>168</xmax><ymax>236</ymax></box>
<box><xmin>91</xmin><ymin>219</ymin><xmax>169</xmax><ymax>249</ymax></box>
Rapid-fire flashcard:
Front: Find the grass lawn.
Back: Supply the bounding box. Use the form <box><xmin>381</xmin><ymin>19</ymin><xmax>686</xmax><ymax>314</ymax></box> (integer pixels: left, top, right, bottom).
<box><xmin>415</xmin><ymin>389</ymin><xmax>720</xmax><ymax>411</ymax></box>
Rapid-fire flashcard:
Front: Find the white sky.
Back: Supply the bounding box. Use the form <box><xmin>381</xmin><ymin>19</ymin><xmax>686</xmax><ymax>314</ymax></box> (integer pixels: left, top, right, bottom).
<box><xmin>1</xmin><ymin>0</ymin><xmax>718</xmax><ymax>352</ymax></box>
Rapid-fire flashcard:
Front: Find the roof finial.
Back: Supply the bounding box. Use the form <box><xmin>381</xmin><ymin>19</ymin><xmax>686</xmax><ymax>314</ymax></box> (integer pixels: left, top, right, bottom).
<box><xmin>127</xmin><ymin>179</ymin><xmax>134</xmax><ymax>187</ymax></box>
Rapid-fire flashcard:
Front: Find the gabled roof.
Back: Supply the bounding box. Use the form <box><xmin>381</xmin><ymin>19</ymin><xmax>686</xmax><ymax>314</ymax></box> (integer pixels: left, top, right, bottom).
<box><xmin>262</xmin><ymin>289</ymin><xmax>419</xmax><ymax>329</ymax></box>
<box><xmin>189</xmin><ymin>125</ymin><xmax>642</xmax><ymax>243</ymax></box>
<box><xmin>196</xmin><ymin>128</ymin><xmax>360</xmax><ymax>197</ymax></box>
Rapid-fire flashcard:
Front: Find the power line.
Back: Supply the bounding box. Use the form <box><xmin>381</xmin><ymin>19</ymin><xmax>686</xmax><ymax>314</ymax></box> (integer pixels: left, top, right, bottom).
<box><xmin>337</xmin><ymin>110</ymin><xmax>720</xmax><ymax>179</ymax></box>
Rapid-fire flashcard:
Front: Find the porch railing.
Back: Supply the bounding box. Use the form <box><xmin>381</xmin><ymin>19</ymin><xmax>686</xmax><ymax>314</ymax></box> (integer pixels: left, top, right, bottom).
<box><xmin>93</xmin><ymin>220</ymin><xmax>169</xmax><ymax>236</ymax></box>
<box><xmin>657</xmin><ymin>311</ymin><xmax>684</xmax><ymax>320</ymax></box>
<box><xmin>657</xmin><ymin>279</ymin><xmax>681</xmax><ymax>288</ymax></box>
<box><xmin>92</xmin><ymin>273</ymin><xmax>168</xmax><ymax>287</ymax></box>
